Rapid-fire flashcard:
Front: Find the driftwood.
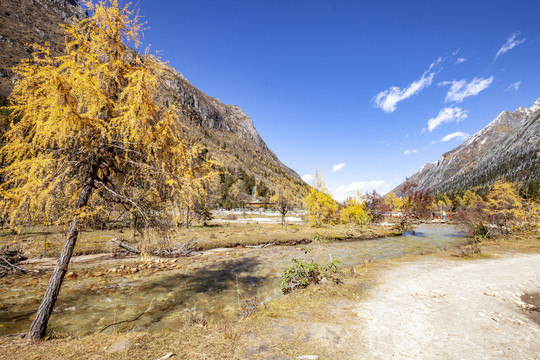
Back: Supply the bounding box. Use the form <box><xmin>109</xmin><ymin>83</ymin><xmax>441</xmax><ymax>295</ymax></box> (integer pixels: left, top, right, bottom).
<box><xmin>0</xmin><ymin>257</ymin><xmax>27</xmax><ymax>274</ymax></box>
<box><xmin>153</xmin><ymin>238</ymin><xmax>198</xmax><ymax>257</ymax></box>
<box><xmin>112</xmin><ymin>238</ymin><xmax>141</xmax><ymax>254</ymax></box>
<box><xmin>112</xmin><ymin>238</ymin><xmax>199</xmax><ymax>257</ymax></box>
<box><xmin>156</xmin><ymin>353</ymin><xmax>175</xmax><ymax>360</ymax></box>
<box><xmin>245</xmin><ymin>242</ymin><xmax>275</xmax><ymax>249</ymax></box>
<box><xmin>0</xmin><ymin>247</ymin><xmax>26</xmax><ymax>275</ymax></box>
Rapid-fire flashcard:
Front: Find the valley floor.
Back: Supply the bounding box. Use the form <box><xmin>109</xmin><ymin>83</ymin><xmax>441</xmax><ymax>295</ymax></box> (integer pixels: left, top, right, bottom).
<box><xmin>353</xmin><ymin>253</ymin><xmax>540</xmax><ymax>359</ymax></box>
<box><xmin>1</xmin><ymin>236</ymin><xmax>539</xmax><ymax>359</ymax></box>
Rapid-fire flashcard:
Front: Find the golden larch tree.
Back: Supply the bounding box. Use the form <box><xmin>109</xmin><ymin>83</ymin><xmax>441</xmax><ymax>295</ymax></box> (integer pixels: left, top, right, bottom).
<box><xmin>484</xmin><ymin>180</ymin><xmax>524</xmax><ymax>235</ymax></box>
<box><xmin>0</xmin><ymin>0</ymin><xmax>216</xmax><ymax>339</ymax></box>
<box><xmin>341</xmin><ymin>192</ymin><xmax>370</xmax><ymax>226</ymax></box>
<box><xmin>303</xmin><ymin>171</ymin><xmax>338</xmax><ymax>227</ymax></box>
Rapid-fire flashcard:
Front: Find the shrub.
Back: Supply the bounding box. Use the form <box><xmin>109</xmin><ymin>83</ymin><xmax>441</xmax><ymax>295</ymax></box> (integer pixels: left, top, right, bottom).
<box><xmin>279</xmin><ymin>258</ymin><xmax>340</xmax><ymax>293</ymax></box>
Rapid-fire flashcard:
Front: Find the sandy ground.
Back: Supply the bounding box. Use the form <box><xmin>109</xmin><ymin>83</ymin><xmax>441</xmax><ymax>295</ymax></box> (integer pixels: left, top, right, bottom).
<box><xmin>353</xmin><ymin>254</ymin><xmax>540</xmax><ymax>360</ymax></box>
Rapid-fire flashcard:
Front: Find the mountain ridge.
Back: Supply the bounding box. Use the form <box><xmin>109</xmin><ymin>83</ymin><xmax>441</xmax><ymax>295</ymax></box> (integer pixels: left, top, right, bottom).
<box><xmin>396</xmin><ymin>98</ymin><xmax>540</xmax><ymax>195</ymax></box>
<box><xmin>0</xmin><ymin>0</ymin><xmax>306</xmax><ymax>206</ymax></box>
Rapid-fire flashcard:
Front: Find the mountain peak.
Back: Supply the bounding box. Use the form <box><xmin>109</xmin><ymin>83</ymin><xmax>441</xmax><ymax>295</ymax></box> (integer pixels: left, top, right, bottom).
<box><xmin>530</xmin><ymin>98</ymin><xmax>540</xmax><ymax>113</ymax></box>
<box><xmin>396</xmin><ymin>98</ymin><xmax>540</xmax><ymax>195</ymax></box>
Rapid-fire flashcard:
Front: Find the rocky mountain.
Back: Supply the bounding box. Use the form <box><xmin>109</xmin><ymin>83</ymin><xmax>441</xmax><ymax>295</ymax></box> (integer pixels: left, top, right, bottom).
<box><xmin>0</xmin><ymin>0</ymin><xmax>306</xmax><ymax>206</ymax></box>
<box><xmin>396</xmin><ymin>98</ymin><xmax>540</xmax><ymax>195</ymax></box>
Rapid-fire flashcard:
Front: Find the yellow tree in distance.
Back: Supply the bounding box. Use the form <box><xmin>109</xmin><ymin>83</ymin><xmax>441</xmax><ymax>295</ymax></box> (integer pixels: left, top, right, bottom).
<box><xmin>303</xmin><ymin>171</ymin><xmax>338</xmax><ymax>227</ymax></box>
<box><xmin>0</xmin><ymin>0</ymin><xmax>216</xmax><ymax>339</ymax></box>
<box><xmin>384</xmin><ymin>190</ymin><xmax>403</xmax><ymax>213</ymax></box>
<box><xmin>341</xmin><ymin>192</ymin><xmax>371</xmax><ymax>226</ymax></box>
<box><xmin>485</xmin><ymin>180</ymin><xmax>524</xmax><ymax>234</ymax></box>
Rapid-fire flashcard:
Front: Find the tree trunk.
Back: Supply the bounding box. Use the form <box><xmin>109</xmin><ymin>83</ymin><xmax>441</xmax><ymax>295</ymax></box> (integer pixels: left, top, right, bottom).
<box><xmin>28</xmin><ymin>171</ymin><xmax>97</xmax><ymax>340</ymax></box>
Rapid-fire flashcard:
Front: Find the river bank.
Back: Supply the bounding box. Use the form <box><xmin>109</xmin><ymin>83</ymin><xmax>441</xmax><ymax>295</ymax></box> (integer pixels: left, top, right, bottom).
<box><xmin>0</xmin><ymin>227</ymin><xmax>538</xmax><ymax>359</ymax></box>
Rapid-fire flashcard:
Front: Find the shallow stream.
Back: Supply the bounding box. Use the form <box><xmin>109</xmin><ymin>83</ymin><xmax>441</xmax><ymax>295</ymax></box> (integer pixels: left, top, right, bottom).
<box><xmin>0</xmin><ymin>224</ymin><xmax>466</xmax><ymax>336</ymax></box>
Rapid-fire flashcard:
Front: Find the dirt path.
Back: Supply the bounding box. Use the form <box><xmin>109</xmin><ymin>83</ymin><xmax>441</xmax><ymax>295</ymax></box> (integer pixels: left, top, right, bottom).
<box><xmin>354</xmin><ymin>254</ymin><xmax>540</xmax><ymax>359</ymax></box>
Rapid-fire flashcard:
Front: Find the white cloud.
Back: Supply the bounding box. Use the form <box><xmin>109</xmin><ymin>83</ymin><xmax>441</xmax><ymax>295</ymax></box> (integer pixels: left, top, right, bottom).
<box><xmin>403</xmin><ymin>149</ymin><xmax>419</xmax><ymax>156</ymax></box>
<box><xmin>427</xmin><ymin>106</ymin><xmax>468</xmax><ymax>132</ymax></box>
<box><xmin>432</xmin><ymin>131</ymin><xmax>470</xmax><ymax>144</ymax></box>
<box><xmin>332</xmin><ymin>162</ymin><xmax>345</xmax><ymax>172</ymax></box>
<box><xmin>506</xmin><ymin>81</ymin><xmax>521</xmax><ymax>92</ymax></box>
<box><xmin>456</xmin><ymin>57</ymin><xmax>467</xmax><ymax>64</ymax></box>
<box><xmin>495</xmin><ymin>32</ymin><xmax>525</xmax><ymax>60</ymax></box>
<box><xmin>301</xmin><ymin>174</ymin><xmax>313</xmax><ymax>183</ymax></box>
<box><xmin>372</xmin><ymin>58</ymin><xmax>442</xmax><ymax>113</ymax></box>
<box><xmin>334</xmin><ymin>180</ymin><xmax>392</xmax><ymax>202</ymax></box>
<box><xmin>440</xmin><ymin>76</ymin><xmax>493</xmax><ymax>103</ymax></box>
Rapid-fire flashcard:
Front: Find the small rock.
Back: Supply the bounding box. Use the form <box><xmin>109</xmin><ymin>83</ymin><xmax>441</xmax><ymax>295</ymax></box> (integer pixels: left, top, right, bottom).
<box><xmin>156</xmin><ymin>352</ymin><xmax>175</xmax><ymax>360</ymax></box>
<box><xmin>65</xmin><ymin>272</ymin><xmax>78</xmax><ymax>279</ymax></box>
<box><xmin>108</xmin><ymin>339</ymin><xmax>130</xmax><ymax>352</ymax></box>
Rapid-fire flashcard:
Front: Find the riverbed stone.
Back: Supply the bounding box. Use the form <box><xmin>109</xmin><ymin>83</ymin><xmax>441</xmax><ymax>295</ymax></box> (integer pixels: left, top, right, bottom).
<box><xmin>108</xmin><ymin>339</ymin><xmax>130</xmax><ymax>352</ymax></box>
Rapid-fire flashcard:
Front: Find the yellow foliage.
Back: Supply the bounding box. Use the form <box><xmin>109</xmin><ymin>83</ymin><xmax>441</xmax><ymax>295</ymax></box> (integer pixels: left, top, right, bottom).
<box><xmin>462</xmin><ymin>190</ymin><xmax>483</xmax><ymax>208</ymax></box>
<box><xmin>384</xmin><ymin>191</ymin><xmax>403</xmax><ymax>212</ymax></box>
<box><xmin>0</xmin><ymin>0</ymin><xmax>217</xmax><ymax>233</ymax></box>
<box><xmin>341</xmin><ymin>194</ymin><xmax>370</xmax><ymax>225</ymax></box>
<box><xmin>524</xmin><ymin>199</ymin><xmax>540</xmax><ymax>232</ymax></box>
<box><xmin>484</xmin><ymin>180</ymin><xmax>524</xmax><ymax>232</ymax></box>
<box><xmin>303</xmin><ymin>171</ymin><xmax>338</xmax><ymax>227</ymax></box>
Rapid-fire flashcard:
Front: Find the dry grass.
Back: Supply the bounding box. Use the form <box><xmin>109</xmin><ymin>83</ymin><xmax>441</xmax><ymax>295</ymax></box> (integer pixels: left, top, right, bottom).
<box><xmin>475</xmin><ymin>231</ymin><xmax>540</xmax><ymax>254</ymax></box>
<box><xmin>0</xmin><ymin>222</ymin><xmax>396</xmax><ymax>259</ymax></box>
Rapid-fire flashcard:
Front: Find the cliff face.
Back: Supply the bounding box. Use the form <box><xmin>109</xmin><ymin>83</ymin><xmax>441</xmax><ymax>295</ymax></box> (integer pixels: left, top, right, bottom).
<box><xmin>0</xmin><ymin>0</ymin><xmax>86</xmax><ymax>102</ymax></box>
<box><xmin>0</xmin><ymin>0</ymin><xmax>304</xmax><ymax>201</ymax></box>
<box><xmin>397</xmin><ymin>98</ymin><xmax>540</xmax><ymax>195</ymax></box>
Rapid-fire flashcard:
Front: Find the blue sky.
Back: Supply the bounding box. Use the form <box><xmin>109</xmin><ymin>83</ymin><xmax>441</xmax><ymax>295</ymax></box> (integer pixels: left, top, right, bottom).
<box><xmin>133</xmin><ymin>0</ymin><xmax>540</xmax><ymax>201</ymax></box>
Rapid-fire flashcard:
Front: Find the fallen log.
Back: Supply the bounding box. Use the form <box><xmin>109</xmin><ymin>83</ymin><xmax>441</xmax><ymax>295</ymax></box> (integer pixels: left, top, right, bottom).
<box><xmin>153</xmin><ymin>238</ymin><xmax>198</xmax><ymax>257</ymax></box>
<box><xmin>112</xmin><ymin>239</ymin><xmax>141</xmax><ymax>254</ymax></box>
<box><xmin>245</xmin><ymin>242</ymin><xmax>275</xmax><ymax>249</ymax></box>
<box><xmin>0</xmin><ymin>246</ymin><xmax>27</xmax><ymax>276</ymax></box>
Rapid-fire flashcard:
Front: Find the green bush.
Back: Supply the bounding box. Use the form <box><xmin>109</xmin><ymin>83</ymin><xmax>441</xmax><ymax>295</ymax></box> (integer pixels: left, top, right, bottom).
<box><xmin>279</xmin><ymin>258</ymin><xmax>340</xmax><ymax>293</ymax></box>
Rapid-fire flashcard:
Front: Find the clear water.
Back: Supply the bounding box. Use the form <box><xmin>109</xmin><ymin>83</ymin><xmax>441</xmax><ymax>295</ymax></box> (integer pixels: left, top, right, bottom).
<box><xmin>0</xmin><ymin>224</ymin><xmax>466</xmax><ymax>336</ymax></box>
